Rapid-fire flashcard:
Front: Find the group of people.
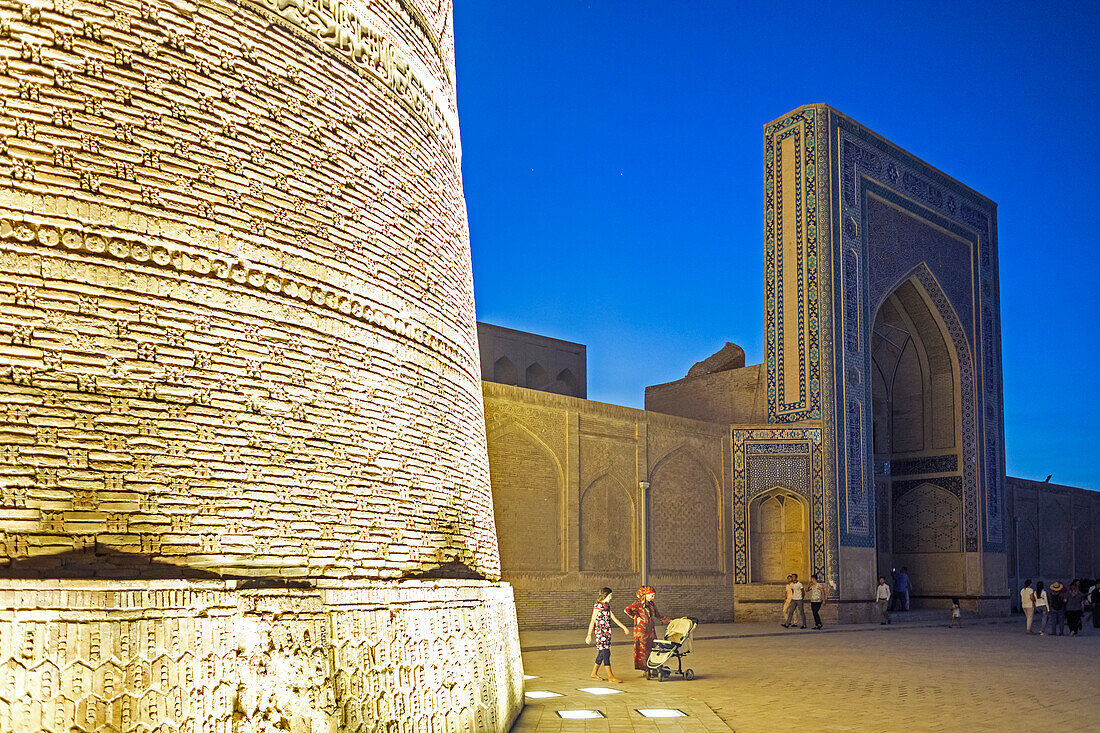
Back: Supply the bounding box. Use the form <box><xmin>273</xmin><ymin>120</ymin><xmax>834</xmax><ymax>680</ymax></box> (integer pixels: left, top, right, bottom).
<box><xmin>780</xmin><ymin>573</ymin><xmax>829</xmax><ymax>629</ymax></box>
<box><xmin>584</xmin><ymin>585</ymin><xmax>671</xmax><ymax>682</ymax></box>
<box><xmin>1019</xmin><ymin>579</ymin><xmax>1100</xmax><ymax>636</ymax></box>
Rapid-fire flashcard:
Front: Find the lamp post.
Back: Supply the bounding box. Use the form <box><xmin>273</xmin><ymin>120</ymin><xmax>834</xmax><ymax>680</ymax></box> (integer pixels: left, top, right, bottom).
<box><xmin>1071</xmin><ymin>525</ymin><xmax>1078</xmax><ymax>580</ymax></box>
<box><xmin>639</xmin><ymin>481</ymin><xmax>650</xmax><ymax>585</ymax></box>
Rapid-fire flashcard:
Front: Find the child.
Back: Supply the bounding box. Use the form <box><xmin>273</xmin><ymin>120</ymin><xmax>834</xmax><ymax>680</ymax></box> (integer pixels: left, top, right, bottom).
<box><xmin>585</xmin><ymin>587</ymin><xmax>629</xmax><ymax>682</ymax></box>
<box><xmin>950</xmin><ymin>597</ymin><xmax>962</xmax><ymax>628</ymax></box>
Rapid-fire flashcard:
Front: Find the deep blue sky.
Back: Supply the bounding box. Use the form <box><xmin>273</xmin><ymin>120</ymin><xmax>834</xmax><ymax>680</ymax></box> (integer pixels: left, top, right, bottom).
<box><xmin>452</xmin><ymin>2</ymin><xmax>1100</xmax><ymax>489</ymax></box>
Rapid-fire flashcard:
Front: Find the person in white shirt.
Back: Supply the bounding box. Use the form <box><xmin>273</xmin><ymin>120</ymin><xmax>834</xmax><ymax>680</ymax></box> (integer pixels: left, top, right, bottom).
<box><xmin>1033</xmin><ymin>581</ymin><xmax>1049</xmax><ymax>635</ymax></box>
<box><xmin>783</xmin><ymin>573</ymin><xmax>807</xmax><ymax>629</ymax></box>
<box><xmin>807</xmin><ymin>574</ymin><xmax>827</xmax><ymax>629</ymax></box>
<box><xmin>782</xmin><ymin>573</ymin><xmax>793</xmax><ymax>621</ymax></box>
<box><xmin>875</xmin><ymin>577</ymin><xmax>892</xmax><ymax>625</ymax></box>
<box><xmin>1020</xmin><ymin>579</ymin><xmax>1036</xmax><ymax>634</ymax></box>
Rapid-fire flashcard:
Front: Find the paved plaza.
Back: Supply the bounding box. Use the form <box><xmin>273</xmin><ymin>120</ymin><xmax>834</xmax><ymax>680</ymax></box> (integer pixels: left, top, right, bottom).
<box><xmin>514</xmin><ymin>616</ymin><xmax>1100</xmax><ymax>732</ymax></box>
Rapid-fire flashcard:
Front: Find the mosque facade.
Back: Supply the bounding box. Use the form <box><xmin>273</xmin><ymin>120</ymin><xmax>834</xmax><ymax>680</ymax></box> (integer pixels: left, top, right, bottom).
<box><xmin>482</xmin><ymin>105</ymin><xmax>1100</xmax><ymax>629</ymax></box>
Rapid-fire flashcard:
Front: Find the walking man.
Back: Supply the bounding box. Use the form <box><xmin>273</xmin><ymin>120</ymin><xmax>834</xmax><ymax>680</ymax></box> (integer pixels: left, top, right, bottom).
<box><xmin>876</xmin><ymin>576</ymin><xmax>892</xmax><ymax>625</ymax></box>
<box><xmin>807</xmin><ymin>574</ymin><xmax>827</xmax><ymax>629</ymax></box>
<box><xmin>1020</xmin><ymin>579</ymin><xmax>1036</xmax><ymax>634</ymax></box>
<box><xmin>783</xmin><ymin>573</ymin><xmax>807</xmax><ymax>629</ymax></box>
<box><xmin>892</xmin><ymin>567</ymin><xmax>911</xmax><ymax>611</ymax></box>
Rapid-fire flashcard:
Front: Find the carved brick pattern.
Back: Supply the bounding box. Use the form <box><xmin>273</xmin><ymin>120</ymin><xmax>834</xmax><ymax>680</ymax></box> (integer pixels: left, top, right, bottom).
<box><xmin>889</xmin><ymin>454</ymin><xmax>958</xmax><ymax>477</ymax></box>
<box><xmin>0</xmin><ymin>0</ymin><xmax>522</xmax><ymax>724</ymax></box>
<box><xmin>893</xmin><ymin>483</ymin><xmax>963</xmax><ymax>554</ymax></box>
<box><xmin>0</xmin><ymin>581</ymin><xmax>522</xmax><ymax>732</ymax></box>
<box><xmin>0</xmin><ymin>0</ymin><xmax>497</xmax><ymax>579</ymax></box>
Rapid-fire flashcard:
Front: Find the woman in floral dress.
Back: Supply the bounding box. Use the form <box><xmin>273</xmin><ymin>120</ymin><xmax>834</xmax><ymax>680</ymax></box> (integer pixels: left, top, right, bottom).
<box><xmin>585</xmin><ymin>587</ymin><xmax>629</xmax><ymax>682</ymax></box>
<box><xmin>624</xmin><ymin>586</ymin><xmax>671</xmax><ymax>675</ymax></box>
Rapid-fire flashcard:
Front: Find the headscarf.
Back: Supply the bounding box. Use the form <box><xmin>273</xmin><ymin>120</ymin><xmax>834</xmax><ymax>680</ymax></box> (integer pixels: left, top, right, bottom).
<box><xmin>636</xmin><ymin>586</ymin><xmax>654</xmax><ymax>598</ymax></box>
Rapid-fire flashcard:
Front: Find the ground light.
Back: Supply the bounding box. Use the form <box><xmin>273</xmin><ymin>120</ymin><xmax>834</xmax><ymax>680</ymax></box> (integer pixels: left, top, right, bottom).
<box><xmin>523</xmin><ymin>675</ymin><xmax>539</xmax><ymax>680</ymax></box>
<box><xmin>577</xmin><ymin>687</ymin><xmax>623</xmax><ymax>695</ymax></box>
<box><xmin>637</xmin><ymin>709</ymin><xmax>687</xmax><ymax>718</ymax></box>
<box><xmin>557</xmin><ymin>710</ymin><xmax>605</xmax><ymax>719</ymax></box>
<box><xmin>524</xmin><ymin>691</ymin><xmax>563</xmax><ymax>699</ymax></box>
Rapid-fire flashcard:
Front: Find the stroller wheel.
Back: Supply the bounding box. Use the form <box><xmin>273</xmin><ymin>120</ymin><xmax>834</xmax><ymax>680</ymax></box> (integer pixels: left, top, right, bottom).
<box><xmin>684</xmin><ymin>669</ymin><xmax>695</xmax><ymax>681</ymax></box>
<box><xmin>659</xmin><ymin>669</ymin><xmax>670</xmax><ymax>682</ymax></box>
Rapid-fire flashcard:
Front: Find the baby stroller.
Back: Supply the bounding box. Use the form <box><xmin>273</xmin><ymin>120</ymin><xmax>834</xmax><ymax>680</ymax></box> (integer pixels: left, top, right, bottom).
<box><xmin>646</xmin><ymin>617</ymin><xmax>698</xmax><ymax>681</ymax></box>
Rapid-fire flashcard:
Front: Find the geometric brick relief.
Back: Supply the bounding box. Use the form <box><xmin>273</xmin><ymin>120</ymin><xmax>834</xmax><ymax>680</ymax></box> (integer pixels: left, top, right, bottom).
<box><xmin>648</xmin><ymin>449</ymin><xmax>719</xmax><ymax>573</ymax></box>
<box><xmin>487</xmin><ymin>427</ymin><xmax>561</xmax><ymax>572</ymax></box>
<box><xmin>0</xmin><ymin>0</ymin><xmax>497</xmax><ymax>582</ymax></box>
<box><xmin>893</xmin><ymin>483</ymin><xmax>962</xmax><ymax>554</ymax></box>
<box><xmin>0</xmin><ymin>580</ymin><xmax>523</xmax><ymax>732</ymax></box>
<box><xmin>580</xmin><ymin>475</ymin><xmax>633</xmax><ymax>572</ymax></box>
<box><xmin>889</xmin><ymin>454</ymin><xmax>959</xmax><ymax>476</ymax></box>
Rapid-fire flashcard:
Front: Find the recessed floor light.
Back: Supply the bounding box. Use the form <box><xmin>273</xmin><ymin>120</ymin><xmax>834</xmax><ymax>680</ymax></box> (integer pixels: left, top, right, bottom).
<box><xmin>557</xmin><ymin>710</ymin><xmax>604</xmax><ymax>719</ymax></box>
<box><xmin>523</xmin><ymin>674</ymin><xmax>539</xmax><ymax>680</ymax></box>
<box><xmin>637</xmin><ymin>708</ymin><xmax>687</xmax><ymax>718</ymax></box>
<box><xmin>577</xmin><ymin>686</ymin><xmax>623</xmax><ymax>695</ymax></box>
<box><xmin>525</xmin><ymin>690</ymin><xmax>563</xmax><ymax>699</ymax></box>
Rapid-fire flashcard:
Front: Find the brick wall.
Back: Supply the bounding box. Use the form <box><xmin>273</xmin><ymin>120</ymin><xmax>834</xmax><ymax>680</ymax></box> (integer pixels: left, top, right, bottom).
<box><xmin>0</xmin><ymin>0</ymin><xmax>523</xmax><ymax>726</ymax></box>
<box><xmin>0</xmin><ymin>0</ymin><xmax>498</xmax><ymax>581</ymax></box>
<box><xmin>484</xmin><ymin>383</ymin><xmax>736</xmax><ymax>629</ymax></box>
<box><xmin>644</xmin><ymin>364</ymin><xmax>767</xmax><ymax>424</ymax></box>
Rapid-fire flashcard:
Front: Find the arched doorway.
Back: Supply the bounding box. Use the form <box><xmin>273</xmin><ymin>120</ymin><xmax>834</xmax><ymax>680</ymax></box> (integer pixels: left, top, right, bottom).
<box><xmin>749</xmin><ymin>490</ymin><xmax>809</xmax><ymax>583</ymax></box>
<box><xmin>871</xmin><ymin>276</ymin><xmax>966</xmax><ymax>605</ymax></box>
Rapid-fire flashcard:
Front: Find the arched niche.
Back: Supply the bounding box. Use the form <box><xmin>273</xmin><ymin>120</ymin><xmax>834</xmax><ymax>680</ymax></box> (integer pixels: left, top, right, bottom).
<box><xmin>749</xmin><ymin>489</ymin><xmax>808</xmax><ymax>583</ymax></box>
<box><xmin>893</xmin><ymin>483</ymin><xmax>962</xmax><ymax>554</ymax></box>
<box><xmin>648</xmin><ymin>448</ymin><xmax>719</xmax><ymax>572</ymax></box>
<box><xmin>579</xmin><ymin>475</ymin><xmax>634</xmax><ymax>572</ymax></box>
<box><xmin>553</xmin><ymin>368</ymin><xmax>579</xmax><ymax>396</ymax></box>
<box><xmin>486</xmin><ymin>424</ymin><xmax>562</xmax><ymax>571</ymax></box>
<box><xmin>525</xmin><ymin>362</ymin><xmax>549</xmax><ymax>389</ymax></box>
<box><xmin>493</xmin><ymin>356</ymin><xmax>518</xmax><ymax>386</ymax></box>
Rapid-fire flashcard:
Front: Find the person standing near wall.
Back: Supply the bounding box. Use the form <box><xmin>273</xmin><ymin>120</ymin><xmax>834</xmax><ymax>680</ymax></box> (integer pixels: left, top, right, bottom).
<box><xmin>1034</xmin><ymin>581</ymin><xmax>1049</xmax><ymax>635</ymax></box>
<box><xmin>1048</xmin><ymin>582</ymin><xmax>1067</xmax><ymax>636</ymax></box>
<box><xmin>807</xmin><ymin>574</ymin><xmax>827</xmax><ymax>629</ymax></box>
<box><xmin>782</xmin><ymin>574</ymin><xmax>793</xmax><ymax>623</ymax></box>
<box><xmin>892</xmin><ymin>567</ymin><xmax>911</xmax><ymax>611</ymax></box>
<box><xmin>1020</xmin><ymin>579</ymin><xmax>1036</xmax><ymax>634</ymax></box>
<box><xmin>783</xmin><ymin>573</ymin><xmax>806</xmax><ymax>629</ymax></box>
<box><xmin>1065</xmin><ymin>581</ymin><xmax>1085</xmax><ymax>637</ymax></box>
<box><xmin>625</xmin><ymin>586</ymin><xmax>670</xmax><ymax>677</ymax></box>
<box><xmin>1090</xmin><ymin>581</ymin><xmax>1100</xmax><ymax>629</ymax></box>
<box><xmin>876</xmin><ymin>577</ymin><xmax>892</xmax><ymax>625</ymax></box>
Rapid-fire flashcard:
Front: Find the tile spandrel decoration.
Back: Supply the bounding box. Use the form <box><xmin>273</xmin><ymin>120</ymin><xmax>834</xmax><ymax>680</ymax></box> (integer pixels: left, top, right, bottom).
<box><xmin>0</xmin><ymin>0</ymin><xmax>522</xmax><ymax>728</ymax></box>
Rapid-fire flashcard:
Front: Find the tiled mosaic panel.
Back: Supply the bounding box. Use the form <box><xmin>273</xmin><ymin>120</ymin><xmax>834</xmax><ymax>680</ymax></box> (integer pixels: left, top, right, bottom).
<box><xmin>763</xmin><ymin>109</ymin><xmax>821</xmax><ymax>423</ymax></box>
<box><xmin>733</xmin><ymin>428</ymin><xmax>828</xmax><ymax>586</ymax></box>
<box><xmin>836</xmin><ymin>116</ymin><xmax>1004</xmax><ymax>552</ymax></box>
<box><xmin>0</xmin><ymin>0</ymin><xmax>501</xmax><ymax>577</ymax></box>
<box><xmin>0</xmin><ymin>581</ymin><xmax>522</xmax><ymax>732</ymax></box>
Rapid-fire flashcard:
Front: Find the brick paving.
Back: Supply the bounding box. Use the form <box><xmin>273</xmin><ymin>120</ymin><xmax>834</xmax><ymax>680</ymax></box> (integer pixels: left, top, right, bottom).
<box><xmin>513</xmin><ymin>616</ymin><xmax>1100</xmax><ymax>731</ymax></box>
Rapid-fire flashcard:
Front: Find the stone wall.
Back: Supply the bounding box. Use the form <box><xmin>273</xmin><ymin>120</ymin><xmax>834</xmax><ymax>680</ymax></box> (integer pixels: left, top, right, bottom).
<box><xmin>645</xmin><ymin>363</ymin><xmax>767</xmax><ymax>425</ymax></box>
<box><xmin>1006</xmin><ymin>476</ymin><xmax>1100</xmax><ymax>606</ymax></box>
<box><xmin>0</xmin><ymin>0</ymin><xmax>521</xmax><ymax>726</ymax></box>
<box><xmin>484</xmin><ymin>382</ymin><xmax>733</xmax><ymax>629</ymax></box>
<box><xmin>477</xmin><ymin>322</ymin><xmax>586</xmax><ymax>398</ymax></box>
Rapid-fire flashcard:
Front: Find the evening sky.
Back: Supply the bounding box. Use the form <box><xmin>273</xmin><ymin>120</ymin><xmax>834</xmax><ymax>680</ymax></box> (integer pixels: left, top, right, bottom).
<box><xmin>453</xmin><ymin>1</ymin><xmax>1100</xmax><ymax>489</ymax></box>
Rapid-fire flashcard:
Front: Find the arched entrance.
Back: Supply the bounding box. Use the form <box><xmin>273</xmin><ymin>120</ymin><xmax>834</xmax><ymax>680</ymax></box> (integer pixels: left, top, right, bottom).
<box><xmin>749</xmin><ymin>489</ymin><xmax>809</xmax><ymax>583</ymax></box>
<box><xmin>871</xmin><ymin>276</ymin><xmax>966</xmax><ymax>605</ymax></box>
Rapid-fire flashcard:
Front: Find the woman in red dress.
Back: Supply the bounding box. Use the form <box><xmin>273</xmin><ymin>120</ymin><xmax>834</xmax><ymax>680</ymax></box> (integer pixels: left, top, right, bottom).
<box><xmin>624</xmin><ymin>586</ymin><xmax>671</xmax><ymax>675</ymax></box>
